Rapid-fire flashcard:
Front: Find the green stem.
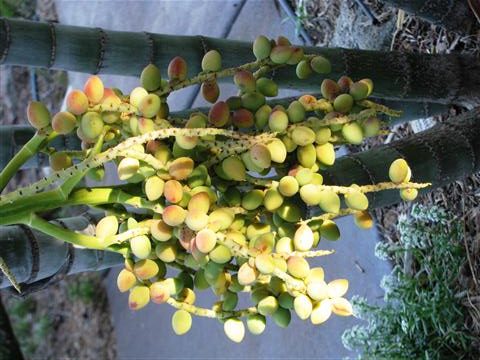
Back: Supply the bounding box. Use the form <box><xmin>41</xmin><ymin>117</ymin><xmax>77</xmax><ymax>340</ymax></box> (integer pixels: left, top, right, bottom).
<box><xmin>21</xmin><ymin>213</ymin><xmax>106</xmax><ymax>250</ymax></box>
<box><xmin>0</xmin><ymin>130</ymin><xmax>52</xmax><ymax>192</ymax></box>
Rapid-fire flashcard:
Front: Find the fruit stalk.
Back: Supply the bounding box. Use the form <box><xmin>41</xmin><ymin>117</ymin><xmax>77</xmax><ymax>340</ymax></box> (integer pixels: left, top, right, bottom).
<box><xmin>2</xmin><ymin>18</ymin><xmax>480</xmax><ymax>104</ymax></box>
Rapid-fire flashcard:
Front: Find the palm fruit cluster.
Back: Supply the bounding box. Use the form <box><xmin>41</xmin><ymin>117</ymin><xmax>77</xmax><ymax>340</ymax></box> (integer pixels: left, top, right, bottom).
<box><xmin>29</xmin><ymin>34</ymin><xmax>424</xmax><ymax>343</ymax></box>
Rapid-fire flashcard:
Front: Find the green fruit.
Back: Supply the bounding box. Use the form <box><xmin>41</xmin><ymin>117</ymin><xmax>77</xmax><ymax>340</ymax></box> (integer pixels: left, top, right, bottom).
<box><xmin>255</xmin><ymin>253</ymin><xmax>275</xmax><ymax>274</ymax></box>
<box><xmin>246</xmin><ymin>314</ymin><xmax>266</xmax><ymax>335</ymax></box>
<box><xmin>276</xmin><ymin>201</ymin><xmax>302</xmax><ymax>223</ymax></box>
<box><xmin>278</xmin><ymin>176</ymin><xmax>299</xmax><ymax>197</ymax></box>
<box><xmin>195</xmin><ymin>228</ymin><xmax>217</xmax><ymax>253</ymax></box>
<box><xmin>133</xmin><ymin>259</ymin><xmax>159</xmax><ymax>280</ymax></box>
<box><xmin>321</xmin><ymin>79</ymin><xmax>340</xmax><ymax>101</ymax></box>
<box><xmin>295</xmin><ymin>168</ymin><xmax>313</xmax><ymax>186</ymax></box>
<box><xmin>345</xmin><ymin>190</ymin><xmax>369</xmax><ymax>210</ymax></box>
<box><xmin>172</xmin><ymin>310</ymin><xmax>192</xmax><ymax>335</ymax></box>
<box><xmin>232</xmin><ymin>108</ymin><xmax>254</xmax><ymax>128</ymax></box>
<box><xmin>226</xmin><ymin>96</ymin><xmax>243</xmax><ymax>110</ymax></box>
<box><xmin>81</xmin><ymin>112</ymin><xmax>104</xmax><ymax>140</ymax></box>
<box><xmin>140</xmin><ymin>64</ymin><xmax>162</xmax><ymax>91</ymax></box>
<box><xmin>317</xmin><ymin>190</ymin><xmax>340</xmax><ymax>213</ymax></box>
<box><xmin>354</xmin><ymin>210</ymin><xmax>374</xmax><ymax>229</ymax></box>
<box><xmin>144</xmin><ymin>176</ymin><xmax>164</xmax><ymax>201</ymax></box>
<box><xmin>242</xmin><ymin>189</ymin><xmax>265</xmax><ymax>210</ymax></box>
<box><xmin>155</xmin><ymin>242</ymin><xmax>177</xmax><ymax>263</ymax></box>
<box><xmin>253</xmin><ymin>35</ymin><xmax>272</xmax><ymax>60</ymax></box>
<box><xmin>315</xmin><ymin>127</ymin><xmax>332</xmax><ymax>145</ymax></box>
<box><xmin>241</xmin><ymin>92</ymin><xmax>265</xmax><ymax>112</ymax></box>
<box><xmin>251</xmin><ymin>232</ymin><xmax>275</xmax><ymax>253</ymax></box>
<box><xmin>281</xmin><ymin>135</ymin><xmax>297</xmax><ymax>153</ymax></box>
<box><xmin>296</xmin><ymin>60</ymin><xmax>313</xmax><ymax>79</ymax></box>
<box><xmin>278</xmin><ymin>292</ymin><xmax>294</xmax><ymax>309</ymax></box>
<box><xmin>138</xmin><ymin>94</ymin><xmax>161</xmax><ymax>118</ymax></box>
<box><xmin>315</xmin><ymin>142</ymin><xmax>335</xmax><ymax>166</ymax></box>
<box><xmin>87</xmin><ymin>166</ymin><xmax>105</xmax><ymax>181</ymax></box>
<box><xmin>311</xmin><ymin>173</ymin><xmax>323</xmax><ymax>185</ymax></box>
<box><xmin>168</xmin><ymin>56</ymin><xmax>188</xmax><ymax>81</ymax></box>
<box><xmin>362</xmin><ymin>117</ymin><xmax>381</xmax><ymax>137</ymax></box>
<box><xmin>272</xmin><ymin>307</ymin><xmax>291</xmax><ymax>328</ymax></box>
<box><xmin>287</xmin><ymin>256</ymin><xmax>310</xmax><ymax>278</ymax></box>
<box><xmin>208</xmin><ymin>208</ymin><xmax>234</xmax><ymax>231</ymax></box>
<box><xmin>299</xmin><ymin>184</ymin><xmax>322</xmax><ymax>206</ymax></box>
<box><xmin>222</xmin><ymin>291</ymin><xmax>238</xmax><ymax>311</ymax></box>
<box><xmin>389</xmin><ymin>159</ymin><xmax>411</xmax><ymax>184</ymax></box>
<box><xmin>224</xmin><ymin>318</ymin><xmax>245</xmax><ymax>343</ymax></box>
<box><xmin>251</xmin><ymin>287</ymin><xmax>270</xmax><ymax>305</ymax></box>
<box><xmin>287</xmin><ymin>101</ymin><xmax>306</xmax><ymax>123</ymax></box>
<box><xmin>201</xmin><ymin>50</ymin><xmax>222</xmax><ymax>72</ymax></box>
<box><xmin>337</xmin><ymin>76</ymin><xmax>353</xmax><ymax>93</ymax></box>
<box><xmin>66</xmin><ymin>90</ymin><xmax>89</xmax><ymax>116</ymax></box>
<box><xmin>293</xmin><ymin>223</ymin><xmax>314</xmax><ymax>251</ymax></box>
<box><xmin>162</xmin><ymin>205</ymin><xmax>187</xmax><ymax>226</ymax></box>
<box><xmin>52</xmin><ymin>111</ymin><xmax>76</xmax><ymax>134</ymax></box>
<box><xmin>150</xmin><ymin>220</ymin><xmax>173</xmax><ymax>242</ymax></box>
<box><xmin>268</xmin><ymin>110</ymin><xmax>289</xmax><ymax>132</ymax></box>
<box><xmin>130</xmin><ymin>235</ymin><xmax>152</xmax><ymax>259</ymax></box>
<box><xmin>255</xmin><ymin>104</ymin><xmax>272</xmax><ymax>129</ymax></box>
<box><xmin>224</xmin><ymin>187</ymin><xmax>242</xmax><ymax>207</ymax></box>
<box><xmin>117</xmin><ymin>157</ymin><xmax>139</xmax><ymax>181</ymax></box>
<box><xmin>297</xmin><ymin>144</ymin><xmax>317</xmax><ymax>168</ymax></box>
<box><xmin>129</xmin><ymin>87</ymin><xmax>148</xmax><ymax>108</ymax></box>
<box><xmin>311</xmin><ymin>298</ymin><xmax>333</xmax><ymax>325</ymax></box>
<box><xmin>333</xmin><ymin>94</ymin><xmax>354</xmax><ymax>113</ymax></box>
<box><xmin>310</xmin><ymin>56</ymin><xmax>331</xmax><ymax>74</ymax></box>
<box><xmin>128</xmin><ymin>285</ymin><xmax>150</xmax><ymax>310</ymax></box>
<box><xmin>349</xmin><ymin>81</ymin><xmax>369</xmax><ymax>100</ymax></box>
<box><xmin>49</xmin><ymin>152</ymin><xmax>72</xmax><ymax>171</ymax></box>
<box><xmin>241</xmin><ymin>152</ymin><xmax>263</xmax><ymax>173</ymax></box>
<box><xmin>400</xmin><ymin>188</ymin><xmax>418</xmax><ymax>201</ymax></box>
<box><xmin>209</xmin><ymin>245</ymin><xmax>232</xmax><ymax>264</ymax></box>
<box><xmin>359</xmin><ymin>78</ymin><xmax>374</xmax><ymax>96</ymax></box>
<box><xmin>257</xmin><ymin>295</ymin><xmax>279</xmax><ymax>316</ymax></box>
<box><xmin>287</xmin><ymin>47</ymin><xmax>304</xmax><ymax>65</ymax></box>
<box><xmin>342</xmin><ymin>122</ymin><xmax>363</xmax><ymax>144</ymax></box>
<box><xmin>95</xmin><ymin>215</ymin><xmax>118</xmax><ymax>238</ymax></box>
<box><xmin>208</xmin><ymin>101</ymin><xmax>230</xmax><ymax>127</ymax></box>
<box><xmin>275</xmin><ymin>236</ymin><xmax>294</xmax><ymax>254</ymax></box>
<box><xmin>117</xmin><ymin>269</ymin><xmax>136</xmax><ymax>292</ymax></box>
<box><xmin>237</xmin><ymin>262</ymin><xmax>258</xmax><ymax>285</ymax></box>
<box><xmin>264</xmin><ymin>188</ymin><xmax>284</xmax><ymax>212</ymax></box>
<box><xmin>169</xmin><ymin>157</ymin><xmax>194</xmax><ymax>180</ymax></box>
<box><xmin>291</xmin><ymin>126</ymin><xmax>316</xmax><ymax>146</ymax></box>
<box><xmin>249</xmin><ymin>143</ymin><xmax>271</xmax><ymax>169</ymax></box>
<box><xmin>293</xmin><ymin>294</ymin><xmax>312</xmax><ymax>320</ymax></box>
<box><xmin>246</xmin><ymin>223</ymin><xmax>271</xmax><ymax>241</ymax></box>
<box><xmin>234</xmin><ymin>70</ymin><xmax>256</xmax><ymax>92</ymax></box>
<box><xmin>266</xmin><ymin>138</ymin><xmax>287</xmax><ymax>163</ymax></box>
<box><xmin>201</xmin><ymin>80</ymin><xmax>220</xmax><ymax>103</ymax></box>
<box><xmin>194</xmin><ymin>269</ymin><xmax>210</xmax><ymax>290</ymax></box>
<box><xmin>187</xmin><ymin>165</ymin><xmax>209</xmax><ymax>188</ymax></box>
<box><xmin>320</xmin><ymin>220</ymin><xmax>340</xmax><ymax>240</ymax></box>
<box><xmin>164</xmin><ymin>180</ymin><xmax>183</xmax><ymax>204</ymax></box>
<box><xmin>270</xmin><ymin>45</ymin><xmax>293</xmax><ymax>64</ymax></box>
<box><xmin>256</xmin><ymin>77</ymin><xmax>278</xmax><ymax>97</ymax></box>
<box><xmin>185</xmin><ymin>210</ymin><xmax>209</xmax><ymax>231</ymax></box>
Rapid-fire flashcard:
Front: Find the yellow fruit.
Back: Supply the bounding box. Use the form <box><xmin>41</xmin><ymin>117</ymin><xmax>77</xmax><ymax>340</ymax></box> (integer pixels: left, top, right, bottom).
<box><xmin>311</xmin><ymin>298</ymin><xmax>332</xmax><ymax>325</ymax></box>
<box><xmin>331</xmin><ymin>297</ymin><xmax>353</xmax><ymax>316</ymax></box>
<box><xmin>344</xmin><ymin>190</ymin><xmax>369</xmax><ymax>211</ymax></box>
<box><xmin>400</xmin><ymin>188</ymin><xmax>418</xmax><ymax>201</ymax></box>
<box><xmin>293</xmin><ymin>223</ymin><xmax>314</xmax><ymax>251</ymax></box>
<box><xmin>224</xmin><ymin>318</ymin><xmax>245</xmax><ymax>343</ymax></box>
<box><xmin>315</xmin><ymin>142</ymin><xmax>335</xmax><ymax>166</ymax></box>
<box><xmin>117</xmin><ymin>269</ymin><xmax>136</xmax><ymax>292</ymax></box>
<box><xmin>294</xmin><ymin>294</ymin><xmax>312</xmax><ymax>320</ymax></box>
<box><xmin>95</xmin><ymin>215</ymin><xmax>118</xmax><ymax>238</ymax></box>
<box><xmin>150</xmin><ymin>220</ymin><xmax>173</xmax><ymax>242</ymax></box>
<box><xmin>83</xmin><ymin>75</ymin><xmax>104</xmax><ymax>104</ymax></box>
<box><xmin>246</xmin><ymin>314</ymin><xmax>266</xmax><ymax>335</ymax></box>
<box><xmin>169</xmin><ymin>157</ymin><xmax>194</xmax><ymax>180</ymax></box>
<box><xmin>128</xmin><ymin>285</ymin><xmax>150</xmax><ymax>310</ymax></box>
<box><xmin>327</xmin><ymin>279</ymin><xmax>349</xmax><ymax>298</ymax></box>
<box><xmin>66</xmin><ymin>90</ymin><xmax>89</xmax><ymax>115</ymax></box>
<box><xmin>133</xmin><ymin>259</ymin><xmax>159</xmax><ymax>280</ymax></box>
<box><xmin>149</xmin><ymin>281</ymin><xmax>170</xmax><ymax>304</ymax></box>
<box><xmin>353</xmin><ymin>210</ymin><xmax>374</xmax><ymax>229</ymax></box>
<box><xmin>287</xmin><ymin>256</ymin><xmax>310</xmax><ymax>278</ymax></box>
<box><xmin>389</xmin><ymin>158</ymin><xmax>411</xmax><ymax>184</ymax></box>
<box><xmin>171</xmin><ymin>310</ymin><xmax>192</xmax><ymax>335</ymax></box>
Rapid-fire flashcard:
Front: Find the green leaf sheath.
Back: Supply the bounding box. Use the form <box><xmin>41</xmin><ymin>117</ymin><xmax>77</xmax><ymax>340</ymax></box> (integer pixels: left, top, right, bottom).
<box><xmin>1</xmin><ymin>18</ymin><xmax>479</xmax><ymax>104</ymax></box>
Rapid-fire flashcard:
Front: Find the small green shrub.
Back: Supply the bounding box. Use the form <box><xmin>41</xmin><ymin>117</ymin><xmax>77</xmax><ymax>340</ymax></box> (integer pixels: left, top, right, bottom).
<box><xmin>67</xmin><ymin>278</ymin><xmax>96</xmax><ymax>303</ymax></box>
<box><xmin>342</xmin><ymin>204</ymin><xmax>475</xmax><ymax>359</ymax></box>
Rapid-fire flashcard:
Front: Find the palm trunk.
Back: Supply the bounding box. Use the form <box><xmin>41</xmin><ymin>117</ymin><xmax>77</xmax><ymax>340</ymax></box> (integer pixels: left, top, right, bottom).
<box><xmin>1</xmin><ymin>18</ymin><xmax>479</xmax><ymax>105</ymax></box>
<box><xmin>0</xmin><ymin>296</ymin><xmax>24</xmax><ymax>360</ymax></box>
<box><xmin>383</xmin><ymin>0</ymin><xmax>476</xmax><ymax>33</ymax></box>
<box><xmin>322</xmin><ymin>108</ymin><xmax>480</xmax><ymax>209</ymax></box>
<box><xmin>0</xmin><ymin>213</ymin><xmax>122</xmax><ymax>289</ymax></box>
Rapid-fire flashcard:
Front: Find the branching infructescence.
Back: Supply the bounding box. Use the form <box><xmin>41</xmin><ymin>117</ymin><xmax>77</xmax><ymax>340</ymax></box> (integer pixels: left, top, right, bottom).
<box><xmin>0</xmin><ymin>35</ymin><xmax>428</xmax><ymax>343</ymax></box>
